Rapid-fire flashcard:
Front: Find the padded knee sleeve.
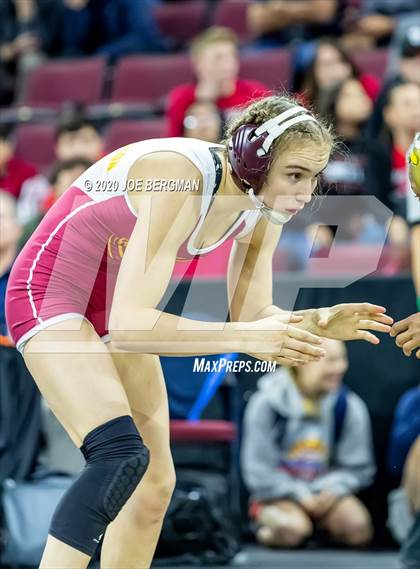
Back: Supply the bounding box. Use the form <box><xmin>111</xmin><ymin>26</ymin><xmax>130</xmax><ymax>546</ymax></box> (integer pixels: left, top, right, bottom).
<box><xmin>49</xmin><ymin>415</ymin><xmax>150</xmax><ymax>556</ymax></box>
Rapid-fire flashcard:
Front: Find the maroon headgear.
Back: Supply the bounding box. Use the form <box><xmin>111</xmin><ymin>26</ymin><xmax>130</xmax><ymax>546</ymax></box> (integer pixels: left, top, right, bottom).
<box><xmin>227</xmin><ymin>106</ymin><xmax>318</xmax><ymax>194</ymax></box>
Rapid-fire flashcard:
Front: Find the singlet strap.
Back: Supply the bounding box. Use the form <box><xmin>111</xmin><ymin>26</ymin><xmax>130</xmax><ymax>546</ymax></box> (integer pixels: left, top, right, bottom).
<box><xmin>234</xmin><ymin>209</ymin><xmax>262</xmax><ymax>240</ymax></box>
<box><xmin>187</xmin><ymin>147</ymin><xmax>248</xmax><ymax>257</ymax></box>
<box><xmin>209</xmin><ymin>148</ymin><xmax>223</xmax><ymax>197</ymax></box>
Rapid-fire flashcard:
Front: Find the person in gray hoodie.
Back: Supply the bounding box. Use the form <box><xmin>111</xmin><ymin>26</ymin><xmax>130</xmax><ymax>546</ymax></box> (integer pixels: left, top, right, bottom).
<box><xmin>241</xmin><ymin>339</ymin><xmax>375</xmax><ymax>548</ymax></box>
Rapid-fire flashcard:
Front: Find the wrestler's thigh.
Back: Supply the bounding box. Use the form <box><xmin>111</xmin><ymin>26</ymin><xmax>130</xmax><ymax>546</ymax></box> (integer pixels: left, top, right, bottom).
<box><xmin>23</xmin><ymin>318</ymin><xmax>132</xmax><ymax>447</ymax></box>
<box><xmin>107</xmin><ymin>347</ymin><xmax>172</xmax><ymax>472</ymax></box>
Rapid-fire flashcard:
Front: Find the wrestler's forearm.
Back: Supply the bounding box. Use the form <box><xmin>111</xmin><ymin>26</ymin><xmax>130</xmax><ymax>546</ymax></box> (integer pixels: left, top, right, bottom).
<box><xmin>109</xmin><ymin>308</ymin><xmax>264</xmax><ymax>355</ymax></box>
<box><xmin>252</xmin><ymin>304</ymin><xmax>321</xmax><ymax>336</ymax></box>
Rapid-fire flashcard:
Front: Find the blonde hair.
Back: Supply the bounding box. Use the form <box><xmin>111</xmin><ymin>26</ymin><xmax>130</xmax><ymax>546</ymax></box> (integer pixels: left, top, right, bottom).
<box><xmin>190</xmin><ymin>26</ymin><xmax>238</xmax><ymax>59</ymax></box>
<box><xmin>223</xmin><ymin>93</ymin><xmax>335</xmax><ymax>156</ymax></box>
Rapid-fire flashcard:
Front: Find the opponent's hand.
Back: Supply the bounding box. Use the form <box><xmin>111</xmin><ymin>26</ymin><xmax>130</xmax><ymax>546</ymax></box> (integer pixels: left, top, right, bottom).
<box><xmin>314</xmin><ymin>303</ymin><xmax>393</xmax><ymax>344</ymax></box>
<box><xmin>390</xmin><ymin>313</ymin><xmax>420</xmax><ymax>358</ymax></box>
<box><xmin>243</xmin><ymin>313</ymin><xmax>326</xmax><ymax>367</ymax></box>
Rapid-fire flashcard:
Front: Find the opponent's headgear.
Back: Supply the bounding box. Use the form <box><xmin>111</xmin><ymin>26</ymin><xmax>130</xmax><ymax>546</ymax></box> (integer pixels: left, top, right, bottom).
<box><xmin>408</xmin><ymin>132</ymin><xmax>420</xmax><ymax>197</ymax></box>
<box><xmin>227</xmin><ymin>105</ymin><xmax>319</xmax><ymax>224</ymax></box>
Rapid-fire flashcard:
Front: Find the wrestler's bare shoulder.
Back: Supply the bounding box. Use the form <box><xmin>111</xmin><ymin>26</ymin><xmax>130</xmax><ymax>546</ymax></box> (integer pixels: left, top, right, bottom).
<box><xmin>126</xmin><ymin>150</ymin><xmax>204</xmax><ymax>212</ymax></box>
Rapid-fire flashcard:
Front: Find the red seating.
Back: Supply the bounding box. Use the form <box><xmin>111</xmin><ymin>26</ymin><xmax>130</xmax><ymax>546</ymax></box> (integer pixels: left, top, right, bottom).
<box><xmin>213</xmin><ymin>0</ymin><xmax>251</xmax><ymax>42</ymax></box>
<box><xmin>240</xmin><ymin>48</ymin><xmax>291</xmax><ymax>91</ymax></box>
<box><xmin>170</xmin><ymin>420</ymin><xmax>237</xmax><ymax>443</ymax></box>
<box><xmin>112</xmin><ymin>54</ymin><xmax>194</xmax><ymax>105</ymax></box>
<box><xmin>104</xmin><ymin>119</ymin><xmax>167</xmax><ymax>153</ymax></box>
<box><xmin>307</xmin><ymin>244</ymin><xmax>386</xmax><ymax>276</ymax></box>
<box><xmin>154</xmin><ymin>0</ymin><xmax>207</xmax><ymax>46</ymax></box>
<box><xmin>351</xmin><ymin>49</ymin><xmax>389</xmax><ymax>80</ymax></box>
<box><xmin>23</xmin><ymin>57</ymin><xmax>106</xmax><ymax>107</ymax></box>
<box><xmin>14</xmin><ymin>123</ymin><xmax>56</xmax><ymax>171</ymax></box>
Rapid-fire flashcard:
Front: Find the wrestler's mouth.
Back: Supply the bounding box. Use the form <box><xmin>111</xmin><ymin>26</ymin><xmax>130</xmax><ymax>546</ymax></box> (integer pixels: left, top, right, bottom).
<box><xmin>285</xmin><ymin>207</ymin><xmax>303</xmax><ymax>215</ymax></box>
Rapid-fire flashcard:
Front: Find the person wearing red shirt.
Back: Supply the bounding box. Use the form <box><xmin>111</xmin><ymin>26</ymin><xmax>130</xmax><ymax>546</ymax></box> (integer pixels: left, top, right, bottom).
<box><xmin>0</xmin><ymin>124</ymin><xmax>49</xmax><ymax>223</ymax></box>
<box><xmin>0</xmin><ymin>124</ymin><xmax>38</xmax><ymax>200</ymax></box>
<box><xmin>166</xmin><ymin>27</ymin><xmax>270</xmax><ymax>138</ymax></box>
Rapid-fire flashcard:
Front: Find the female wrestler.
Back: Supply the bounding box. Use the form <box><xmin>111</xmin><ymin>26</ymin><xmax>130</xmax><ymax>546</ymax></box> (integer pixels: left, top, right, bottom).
<box><xmin>5</xmin><ymin>95</ymin><xmax>393</xmax><ymax>569</ymax></box>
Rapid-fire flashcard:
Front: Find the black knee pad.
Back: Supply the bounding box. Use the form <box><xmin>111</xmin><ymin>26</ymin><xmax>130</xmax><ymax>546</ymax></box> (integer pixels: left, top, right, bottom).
<box><xmin>49</xmin><ymin>415</ymin><xmax>150</xmax><ymax>556</ymax></box>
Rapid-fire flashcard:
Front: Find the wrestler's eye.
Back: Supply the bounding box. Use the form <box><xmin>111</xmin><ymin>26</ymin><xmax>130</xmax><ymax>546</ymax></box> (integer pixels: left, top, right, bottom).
<box><xmin>288</xmin><ymin>173</ymin><xmax>302</xmax><ymax>182</ymax></box>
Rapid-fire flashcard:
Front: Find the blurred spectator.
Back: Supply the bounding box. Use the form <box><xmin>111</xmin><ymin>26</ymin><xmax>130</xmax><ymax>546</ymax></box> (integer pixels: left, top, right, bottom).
<box><xmin>19</xmin><ymin>157</ymin><xmax>92</xmax><ymax>250</ymax></box>
<box><xmin>247</xmin><ymin>0</ymin><xmax>340</xmax><ymax>48</ymax></box>
<box><xmin>44</xmin><ymin>0</ymin><xmax>169</xmax><ymax>61</ymax></box>
<box><xmin>241</xmin><ymin>339</ymin><xmax>375</xmax><ymax>548</ymax></box>
<box><xmin>55</xmin><ymin>117</ymin><xmax>103</xmax><ymax>162</ymax></box>
<box><xmin>182</xmin><ymin>101</ymin><xmax>224</xmax><ymax>143</ymax></box>
<box><xmin>388</xmin><ymin>386</ymin><xmax>420</xmax><ymax>479</ymax></box>
<box><xmin>0</xmin><ymin>191</ymin><xmax>21</xmax><ymax>336</ymax></box>
<box><xmin>0</xmin><ymin>124</ymin><xmax>49</xmax><ymax>224</ymax></box>
<box><xmin>294</xmin><ymin>38</ymin><xmax>380</xmax><ymax>111</ymax></box>
<box><xmin>382</xmin><ymin>83</ymin><xmax>420</xmax><ymax>217</ymax></box>
<box><xmin>344</xmin><ymin>0</ymin><xmax>419</xmax><ymax>49</ymax></box>
<box><xmin>0</xmin><ymin>0</ymin><xmax>51</xmax><ymax>103</ymax></box>
<box><xmin>387</xmin><ymin>386</ymin><xmax>420</xmax><ymax>567</ymax></box>
<box><xmin>166</xmin><ymin>27</ymin><xmax>269</xmax><ymax>137</ymax></box>
<box><xmin>368</xmin><ymin>25</ymin><xmax>420</xmax><ymax>137</ymax></box>
<box><xmin>317</xmin><ymin>77</ymin><xmax>390</xmax><ymax>243</ymax></box>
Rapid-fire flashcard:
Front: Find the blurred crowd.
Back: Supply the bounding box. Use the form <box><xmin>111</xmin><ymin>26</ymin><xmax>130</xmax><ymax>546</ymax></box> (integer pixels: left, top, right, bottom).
<box><xmin>1</xmin><ymin>1</ymin><xmax>419</xmax><ymax>290</ymax></box>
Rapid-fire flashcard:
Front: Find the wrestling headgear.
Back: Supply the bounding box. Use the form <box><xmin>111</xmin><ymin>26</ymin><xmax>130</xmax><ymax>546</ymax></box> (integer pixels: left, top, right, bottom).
<box><xmin>227</xmin><ymin>105</ymin><xmax>318</xmax><ymax>224</ymax></box>
<box><xmin>408</xmin><ymin>132</ymin><xmax>420</xmax><ymax>198</ymax></box>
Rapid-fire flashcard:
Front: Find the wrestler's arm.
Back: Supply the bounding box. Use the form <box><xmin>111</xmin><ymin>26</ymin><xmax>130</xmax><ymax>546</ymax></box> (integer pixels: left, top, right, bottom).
<box><xmin>390</xmin><ymin>136</ymin><xmax>420</xmax><ymax>358</ymax></box>
<box><xmin>228</xmin><ymin>216</ymin><xmax>393</xmax><ymax>344</ymax></box>
<box><xmin>389</xmin><ymin>224</ymin><xmax>420</xmax><ymax>358</ymax></box>
<box><xmin>227</xmin><ymin>217</ymin><xmax>327</xmax><ymax>364</ymax></box>
<box><xmin>109</xmin><ymin>152</ymin><xmax>289</xmax><ymax>356</ymax></box>
<box><xmin>228</xmin><ymin>214</ymin><xmax>285</xmax><ymax>322</ymax></box>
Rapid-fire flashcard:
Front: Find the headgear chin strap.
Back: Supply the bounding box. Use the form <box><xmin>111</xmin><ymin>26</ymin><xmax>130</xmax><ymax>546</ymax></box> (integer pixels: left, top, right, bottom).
<box><xmin>247</xmin><ymin>187</ymin><xmax>293</xmax><ymax>225</ymax></box>
<box><xmin>227</xmin><ymin>105</ymin><xmax>318</xmax><ymax>224</ymax></box>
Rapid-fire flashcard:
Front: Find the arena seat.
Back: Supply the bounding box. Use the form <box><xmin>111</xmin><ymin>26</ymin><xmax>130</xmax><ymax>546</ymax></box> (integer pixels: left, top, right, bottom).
<box><xmin>307</xmin><ymin>244</ymin><xmax>391</xmax><ymax>276</ymax></box>
<box><xmin>163</xmin><ymin>345</ymin><xmax>241</xmax><ymax>521</ymax></box>
<box><xmin>104</xmin><ymin>119</ymin><xmax>167</xmax><ymax>153</ymax></box>
<box><xmin>213</xmin><ymin>0</ymin><xmax>251</xmax><ymax>43</ymax></box>
<box><xmin>240</xmin><ymin>49</ymin><xmax>291</xmax><ymax>91</ymax></box>
<box><xmin>351</xmin><ymin>48</ymin><xmax>389</xmax><ymax>80</ymax></box>
<box><xmin>170</xmin><ymin>420</ymin><xmax>236</xmax><ymax>442</ymax></box>
<box><xmin>153</xmin><ymin>0</ymin><xmax>208</xmax><ymax>47</ymax></box>
<box><xmin>14</xmin><ymin>123</ymin><xmax>56</xmax><ymax>171</ymax></box>
<box><xmin>111</xmin><ymin>54</ymin><xmax>194</xmax><ymax>106</ymax></box>
<box><xmin>23</xmin><ymin>57</ymin><xmax>106</xmax><ymax>107</ymax></box>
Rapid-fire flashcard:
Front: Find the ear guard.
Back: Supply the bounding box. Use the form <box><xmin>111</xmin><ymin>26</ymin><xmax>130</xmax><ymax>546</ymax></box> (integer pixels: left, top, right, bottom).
<box><xmin>227</xmin><ymin>105</ymin><xmax>318</xmax><ymax>224</ymax></box>
<box><xmin>227</xmin><ymin>105</ymin><xmax>318</xmax><ymax>194</ymax></box>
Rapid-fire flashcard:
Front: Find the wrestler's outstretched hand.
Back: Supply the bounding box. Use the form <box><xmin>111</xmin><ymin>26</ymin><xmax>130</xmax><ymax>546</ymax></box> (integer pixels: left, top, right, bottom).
<box><xmin>314</xmin><ymin>303</ymin><xmax>393</xmax><ymax>344</ymax></box>
<box><xmin>242</xmin><ymin>312</ymin><xmax>326</xmax><ymax>367</ymax></box>
<box><xmin>390</xmin><ymin>313</ymin><xmax>420</xmax><ymax>359</ymax></box>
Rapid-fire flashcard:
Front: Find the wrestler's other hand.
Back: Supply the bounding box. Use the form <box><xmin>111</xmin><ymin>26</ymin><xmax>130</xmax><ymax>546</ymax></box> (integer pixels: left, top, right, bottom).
<box><xmin>390</xmin><ymin>313</ymin><xmax>420</xmax><ymax>358</ymax></box>
<box><xmin>315</xmin><ymin>303</ymin><xmax>393</xmax><ymax>344</ymax></box>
